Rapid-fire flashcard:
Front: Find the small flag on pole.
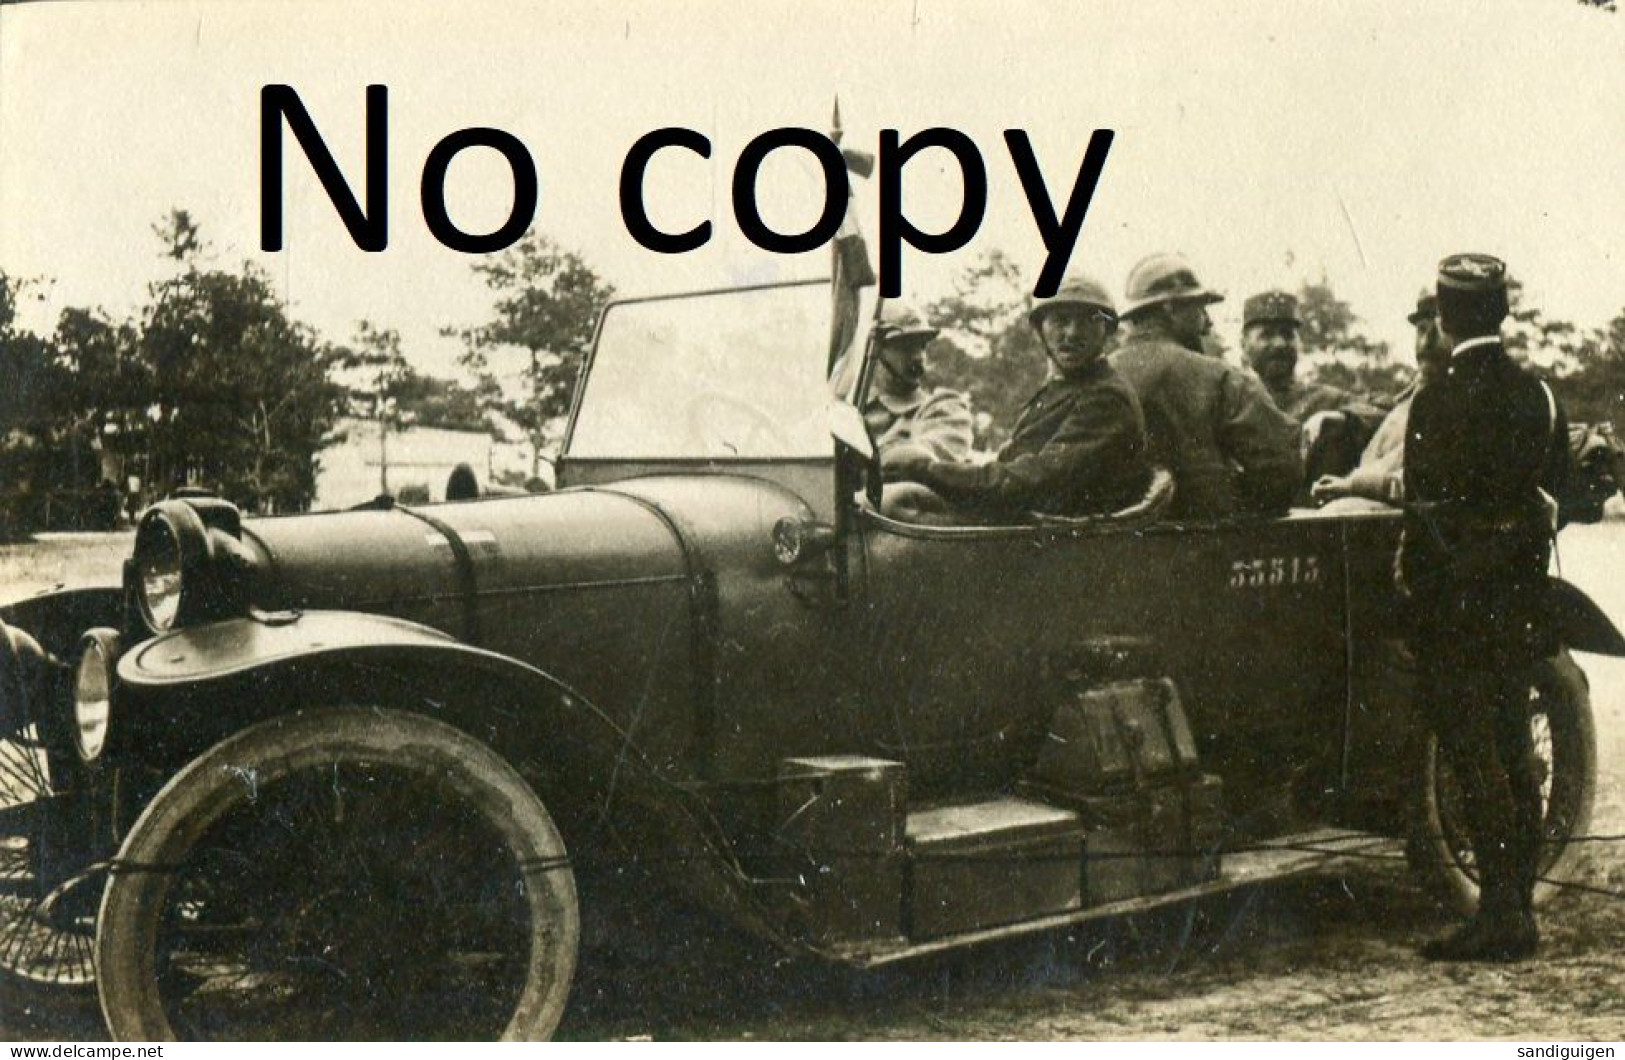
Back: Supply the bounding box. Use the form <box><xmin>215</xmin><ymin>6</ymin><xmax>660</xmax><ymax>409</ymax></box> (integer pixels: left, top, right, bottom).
<box><xmin>828</xmin><ymin>98</ymin><xmax>876</xmax><ymax>393</ymax></box>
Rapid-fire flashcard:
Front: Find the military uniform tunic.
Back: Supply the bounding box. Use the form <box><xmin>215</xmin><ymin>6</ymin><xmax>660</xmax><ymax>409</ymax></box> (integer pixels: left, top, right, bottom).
<box><xmin>864</xmin><ymin>387</ymin><xmax>975</xmax><ymax>467</ymax></box>
<box><xmin>1401</xmin><ymin>338</ymin><xmax>1566</xmax><ymax>664</ymax></box>
<box><xmin>1110</xmin><ymin>325</ymin><xmax>1302</xmax><ymax>519</ymax></box>
<box><xmin>1267</xmin><ymin>379</ymin><xmax>1361</xmax><ymax>423</ymax></box>
<box><xmin>915</xmin><ymin>360</ymin><xmax>1149</xmax><ymax>518</ymax></box>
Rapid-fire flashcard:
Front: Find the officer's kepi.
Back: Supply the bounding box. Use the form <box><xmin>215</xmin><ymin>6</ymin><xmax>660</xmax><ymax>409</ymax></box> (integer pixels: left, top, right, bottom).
<box><xmin>1436</xmin><ymin>252</ymin><xmax>1510</xmax><ymax>330</ymax></box>
<box><xmin>1407</xmin><ymin>291</ymin><xmax>1438</xmax><ymax>326</ymax></box>
<box><xmin>1243</xmin><ymin>291</ymin><xmax>1300</xmax><ymax>329</ymax></box>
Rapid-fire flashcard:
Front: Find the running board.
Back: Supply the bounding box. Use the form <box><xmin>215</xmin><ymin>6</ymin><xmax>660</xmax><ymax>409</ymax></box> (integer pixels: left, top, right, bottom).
<box><xmin>841</xmin><ymin>827</ymin><xmax>1401</xmax><ymax>967</ymax></box>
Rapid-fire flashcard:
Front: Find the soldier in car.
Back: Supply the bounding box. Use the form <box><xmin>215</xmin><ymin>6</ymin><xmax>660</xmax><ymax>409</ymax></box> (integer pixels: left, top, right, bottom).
<box><xmin>1243</xmin><ymin>291</ymin><xmax>1363</xmax><ymax>422</ymax></box>
<box><xmin>1399</xmin><ymin>253</ymin><xmax>1568</xmax><ymax>963</ymax></box>
<box><xmin>862</xmin><ymin>303</ymin><xmax>975</xmax><ymax>476</ymax></box>
<box><xmin>886</xmin><ymin>273</ymin><xmax>1150</xmax><ymax>520</ymax></box>
<box><xmin>1110</xmin><ymin>254</ymin><xmax>1301</xmax><ymax>519</ymax></box>
<box><xmin>1312</xmin><ymin>291</ymin><xmax>1449</xmax><ymax>508</ymax></box>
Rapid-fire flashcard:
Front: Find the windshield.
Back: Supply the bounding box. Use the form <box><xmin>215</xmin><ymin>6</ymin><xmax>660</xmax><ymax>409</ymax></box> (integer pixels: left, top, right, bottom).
<box><xmin>568</xmin><ymin>281</ymin><xmax>837</xmax><ymax>460</ymax></box>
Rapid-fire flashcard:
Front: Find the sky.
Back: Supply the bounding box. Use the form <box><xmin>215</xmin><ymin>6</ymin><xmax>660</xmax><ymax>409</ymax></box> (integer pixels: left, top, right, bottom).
<box><xmin>1</xmin><ymin>0</ymin><xmax>1621</xmax><ymax>383</ymax></box>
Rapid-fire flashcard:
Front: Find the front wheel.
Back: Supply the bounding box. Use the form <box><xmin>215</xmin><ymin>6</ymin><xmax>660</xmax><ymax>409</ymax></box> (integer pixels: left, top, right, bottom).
<box><xmin>1406</xmin><ymin>651</ymin><xmax>1597</xmax><ymax>915</ymax></box>
<box><xmin>95</xmin><ymin>708</ymin><xmax>579</xmax><ymax>1041</ymax></box>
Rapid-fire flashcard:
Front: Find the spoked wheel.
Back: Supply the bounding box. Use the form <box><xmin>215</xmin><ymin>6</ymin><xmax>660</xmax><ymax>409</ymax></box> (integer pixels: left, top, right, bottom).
<box><xmin>96</xmin><ymin>708</ymin><xmax>579</xmax><ymax>1041</ymax></box>
<box><xmin>1407</xmin><ymin>651</ymin><xmax>1598</xmax><ymax>914</ymax></box>
<box><xmin>0</xmin><ymin>622</ymin><xmax>103</xmax><ymax>994</ymax></box>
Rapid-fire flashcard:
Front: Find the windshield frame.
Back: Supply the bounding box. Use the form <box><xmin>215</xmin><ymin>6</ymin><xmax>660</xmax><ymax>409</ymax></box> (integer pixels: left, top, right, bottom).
<box><xmin>561</xmin><ymin>277</ymin><xmax>840</xmax><ymax>464</ymax></box>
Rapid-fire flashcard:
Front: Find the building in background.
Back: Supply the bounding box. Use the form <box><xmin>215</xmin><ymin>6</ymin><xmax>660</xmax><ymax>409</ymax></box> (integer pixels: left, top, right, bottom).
<box><xmin>314</xmin><ymin>417</ymin><xmax>527</xmax><ymax>510</ymax></box>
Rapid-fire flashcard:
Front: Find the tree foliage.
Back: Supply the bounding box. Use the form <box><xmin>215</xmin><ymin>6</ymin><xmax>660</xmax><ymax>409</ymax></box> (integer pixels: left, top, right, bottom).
<box><xmin>1550</xmin><ymin>308</ymin><xmax>1625</xmax><ymax>426</ymax></box>
<box><xmin>922</xmin><ymin>251</ymin><xmax>1049</xmax><ymax>449</ymax></box>
<box><xmin>334</xmin><ymin>320</ymin><xmax>490</xmax><ymax>435</ymax></box>
<box><xmin>1293</xmin><ymin>277</ymin><xmax>1408</xmax><ymax>401</ymax></box>
<box><xmin>135</xmin><ymin>211</ymin><xmax>347</xmax><ymax>512</ymax></box>
<box><xmin>0</xmin><ymin>274</ymin><xmax>68</xmax><ymax>434</ymax></box>
<box><xmin>446</xmin><ymin>234</ymin><xmax>615</xmax><ymax>470</ymax></box>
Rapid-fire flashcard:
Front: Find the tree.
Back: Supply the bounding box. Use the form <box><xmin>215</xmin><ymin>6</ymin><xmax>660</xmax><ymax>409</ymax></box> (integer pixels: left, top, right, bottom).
<box><xmin>0</xmin><ymin>273</ymin><xmax>65</xmax><ymax>434</ymax></box>
<box><xmin>51</xmin><ymin>306</ymin><xmax>148</xmax><ymax>497</ymax></box>
<box><xmin>924</xmin><ymin>250</ymin><xmax>1049</xmax><ymax>449</ymax></box>
<box><xmin>1550</xmin><ymin>307</ymin><xmax>1623</xmax><ymax>426</ymax></box>
<box><xmin>446</xmin><ymin>234</ymin><xmax>615</xmax><ymax>475</ymax></box>
<box><xmin>336</xmin><ymin>321</ymin><xmax>413</xmax><ymax>424</ymax></box>
<box><xmin>137</xmin><ymin>210</ymin><xmax>346</xmax><ymax>513</ymax></box>
<box><xmin>1502</xmin><ymin>277</ymin><xmax>1599</xmax><ymax>378</ymax></box>
<box><xmin>1293</xmin><ymin>277</ymin><xmax>1408</xmax><ymax>401</ymax></box>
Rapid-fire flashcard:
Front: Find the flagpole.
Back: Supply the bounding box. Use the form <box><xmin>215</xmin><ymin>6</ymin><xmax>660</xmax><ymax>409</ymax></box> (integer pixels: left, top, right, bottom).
<box><xmin>827</xmin><ymin>96</ymin><xmax>880</xmax><ymax>400</ymax></box>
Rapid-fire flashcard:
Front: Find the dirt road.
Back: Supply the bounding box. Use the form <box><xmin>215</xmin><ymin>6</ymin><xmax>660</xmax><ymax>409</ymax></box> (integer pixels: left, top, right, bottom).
<box><xmin>2</xmin><ymin>525</ymin><xmax>1621</xmax><ymax>1040</ymax></box>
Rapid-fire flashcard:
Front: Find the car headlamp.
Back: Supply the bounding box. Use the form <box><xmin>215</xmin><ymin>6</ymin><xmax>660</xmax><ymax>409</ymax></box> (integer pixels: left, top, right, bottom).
<box><xmin>772</xmin><ymin>517</ymin><xmax>837</xmax><ymax>566</ymax></box>
<box><xmin>132</xmin><ymin>497</ymin><xmax>253</xmax><ymax>634</ymax></box>
<box><xmin>136</xmin><ymin>516</ymin><xmax>185</xmax><ymax>631</ymax></box>
<box><xmin>73</xmin><ymin>629</ymin><xmax>119</xmax><ymax>763</ymax></box>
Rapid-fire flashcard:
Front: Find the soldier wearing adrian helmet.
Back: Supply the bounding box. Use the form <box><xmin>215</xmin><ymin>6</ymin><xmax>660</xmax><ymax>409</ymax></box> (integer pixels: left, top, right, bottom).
<box><xmin>888</xmin><ymin>273</ymin><xmax>1150</xmax><ymax>519</ymax></box>
<box><xmin>1110</xmin><ymin>254</ymin><xmax>1301</xmax><ymax>520</ymax></box>
<box><xmin>862</xmin><ymin>303</ymin><xmax>975</xmax><ymax>476</ymax></box>
<box><xmin>1400</xmin><ymin>253</ymin><xmax>1569</xmax><ymax>962</ymax></box>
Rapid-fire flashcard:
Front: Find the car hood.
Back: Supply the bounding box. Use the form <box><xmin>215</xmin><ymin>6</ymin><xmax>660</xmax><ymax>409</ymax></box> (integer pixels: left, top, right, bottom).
<box><xmin>241</xmin><ymin>487</ymin><xmax>693</xmax><ymax>626</ymax></box>
<box><xmin>238</xmin><ymin>475</ymin><xmax>816</xmax><ymax>637</ymax></box>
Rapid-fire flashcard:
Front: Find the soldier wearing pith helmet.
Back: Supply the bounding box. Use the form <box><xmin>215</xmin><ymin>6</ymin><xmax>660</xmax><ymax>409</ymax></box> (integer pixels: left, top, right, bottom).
<box><xmin>1400</xmin><ymin>252</ymin><xmax>1569</xmax><ymax>963</ymax></box>
<box><xmin>1118</xmin><ymin>252</ymin><xmax>1225</xmax><ymax>355</ymax></box>
<box><xmin>1110</xmin><ymin>254</ymin><xmax>1301</xmax><ymax>519</ymax></box>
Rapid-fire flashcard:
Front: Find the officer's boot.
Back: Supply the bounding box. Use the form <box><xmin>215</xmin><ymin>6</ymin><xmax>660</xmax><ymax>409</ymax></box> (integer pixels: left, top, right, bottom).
<box><xmin>1509</xmin><ymin>764</ymin><xmax>1545</xmax><ymax>940</ymax></box>
<box><xmin>1504</xmin><ymin>673</ymin><xmax>1546</xmax><ymax>940</ymax></box>
<box><xmin>1420</xmin><ymin>760</ymin><xmax>1538</xmax><ymax>962</ymax></box>
<box><xmin>1420</xmin><ymin>848</ymin><xmax>1536</xmax><ymax>961</ymax></box>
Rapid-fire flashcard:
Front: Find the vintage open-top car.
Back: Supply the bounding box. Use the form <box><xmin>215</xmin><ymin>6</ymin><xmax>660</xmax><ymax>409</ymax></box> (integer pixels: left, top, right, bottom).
<box><xmin>0</xmin><ymin>278</ymin><xmax>1617</xmax><ymax>1040</ymax></box>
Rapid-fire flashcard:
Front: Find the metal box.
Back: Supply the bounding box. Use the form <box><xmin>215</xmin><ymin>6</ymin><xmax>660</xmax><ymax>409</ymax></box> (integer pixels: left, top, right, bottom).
<box><xmin>777</xmin><ymin>756</ymin><xmax>907</xmax><ymax>945</ymax></box>
<box><xmin>1075</xmin><ymin>772</ymin><xmax>1225</xmax><ymax>904</ymax></box>
<box><xmin>905</xmin><ymin>797</ymin><xmax>1083</xmax><ymax>939</ymax></box>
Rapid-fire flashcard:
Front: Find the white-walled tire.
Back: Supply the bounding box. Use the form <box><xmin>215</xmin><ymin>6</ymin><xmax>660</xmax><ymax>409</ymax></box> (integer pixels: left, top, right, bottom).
<box><xmin>95</xmin><ymin>708</ymin><xmax>578</xmax><ymax>1041</ymax></box>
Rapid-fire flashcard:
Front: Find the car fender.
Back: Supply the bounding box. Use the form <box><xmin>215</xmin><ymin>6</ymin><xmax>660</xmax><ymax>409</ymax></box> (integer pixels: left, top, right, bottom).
<box><xmin>112</xmin><ymin>609</ymin><xmax>797</xmax><ymax>950</ymax></box>
<box><xmin>1552</xmin><ymin>576</ymin><xmax>1625</xmax><ymax>657</ymax></box>
<box><xmin>1</xmin><ymin>585</ymin><xmax>124</xmax><ymax>660</ymax></box>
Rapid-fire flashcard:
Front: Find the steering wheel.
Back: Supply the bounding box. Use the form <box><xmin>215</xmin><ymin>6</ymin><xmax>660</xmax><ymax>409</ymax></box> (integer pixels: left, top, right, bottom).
<box><xmin>683</xmin><ymin>393</ymin><xmax>789</xmax><ymax>456</ymax></box>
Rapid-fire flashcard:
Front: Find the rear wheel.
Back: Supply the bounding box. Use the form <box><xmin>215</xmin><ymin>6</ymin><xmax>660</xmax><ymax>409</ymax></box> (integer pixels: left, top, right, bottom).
<box><xmin>1406</xmin><ymin>652</ymin><xmax>1597</xmax><ymax>914</ymax></box>
<box><xmin>95</xmin><ymin>708</ymin><xmax>579</xmax><ymax>1041</ymax></box>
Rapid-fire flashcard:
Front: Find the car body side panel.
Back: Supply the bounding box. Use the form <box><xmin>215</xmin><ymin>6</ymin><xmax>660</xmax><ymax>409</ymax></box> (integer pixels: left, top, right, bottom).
<box><xmin>1334</xmin><ymin>512</ymin><xmax>1426</xmax><ymax>817</ymax></box>
<box><xmin>854</xmin><ymin>513</ymin><xmax>1350</xmax><ymax>804</ymax></box>
<box><xmin>594</xmin><ymin>476</ymin><xmax>858</xmax><ymax>789</ymax></box>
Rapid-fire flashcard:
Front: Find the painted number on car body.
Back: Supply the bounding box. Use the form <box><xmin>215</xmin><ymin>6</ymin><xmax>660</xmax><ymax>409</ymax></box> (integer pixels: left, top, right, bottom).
<box><xmin>1228</xmin><ymin>556</ymin><xmax>1321</xmax><ymax>589</ymax></box>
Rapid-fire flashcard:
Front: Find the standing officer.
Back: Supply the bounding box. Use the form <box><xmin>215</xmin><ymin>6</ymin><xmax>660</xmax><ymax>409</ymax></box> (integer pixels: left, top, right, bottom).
<box><xmin>1112</xmin><ymin>254</ymin><xmax>1301</xmax><ymax>519</ymax></box>
<box><xmin>888</xmin><ymin>273</ymin><xmax>1149</xmax><ymax>519</ymax></box>
<box><xmin>1400</xmin><ymin>253</ymin><xmax>1568</xmax><ymax>962</ymax></box>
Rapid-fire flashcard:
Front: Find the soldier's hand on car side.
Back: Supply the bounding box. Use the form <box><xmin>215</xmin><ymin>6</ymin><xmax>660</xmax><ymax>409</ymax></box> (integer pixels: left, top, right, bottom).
<box><xmin>1311</xmin><ymin>473</ymin><xmax>1351</xmax><ymax>503</ymax></box>
<box><xmin>884</xmin><ymin>451</ymin><xmax>934</xmax><ymax>482</ymax></box>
